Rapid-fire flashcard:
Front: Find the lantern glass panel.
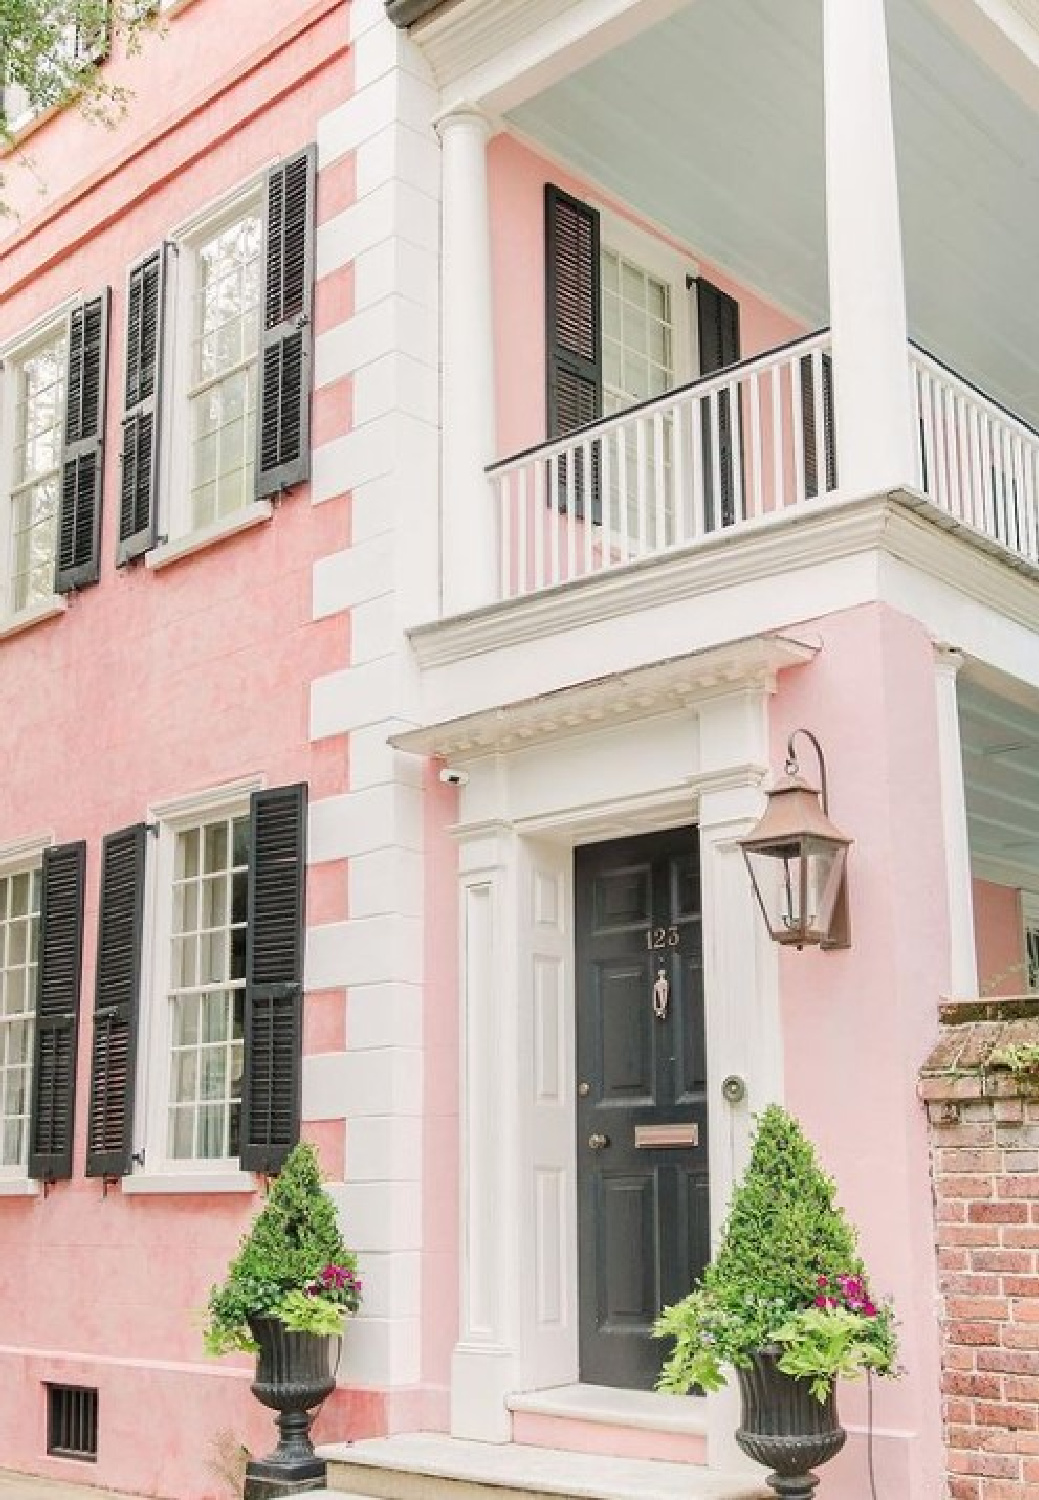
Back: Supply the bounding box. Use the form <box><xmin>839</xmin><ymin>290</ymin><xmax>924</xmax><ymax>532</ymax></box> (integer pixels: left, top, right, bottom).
<box><xmin>744</xmin><ymin>836</ymin><xmax>845</xmax><ymax>947</ymax></box>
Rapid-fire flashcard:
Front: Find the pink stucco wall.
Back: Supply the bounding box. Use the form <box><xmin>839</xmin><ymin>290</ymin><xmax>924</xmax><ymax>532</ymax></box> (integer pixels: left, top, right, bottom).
<box><xmin>487</xmin><ymin>132</ymin><xmax>804</xmax><ymax>460</ymax></box>
<box><xmin>973</xmin><ymin>878</ymin><xmax>1025</xmax><ymax>996</ymax></box>
<box><xmin>0</xmin><ymin>4</ymin><xmax>366</xmax><ymax>1496</ymax></box>
<box><xmin>770</xmin><ymin>602</ymin><xmax>947</xmax><ymax>1500</ymax></box>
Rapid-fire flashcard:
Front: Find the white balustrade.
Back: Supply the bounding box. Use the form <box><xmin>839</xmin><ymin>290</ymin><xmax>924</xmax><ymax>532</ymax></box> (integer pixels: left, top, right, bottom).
<box><xmin>911</xmin><ymin>344</ymin><xmax>1039</xmax><ymax>568</ymax></box>
<box><xmin>488</xmin><ymin>330</ymin><xmax>836</xmax><ymax>601</ymax></box>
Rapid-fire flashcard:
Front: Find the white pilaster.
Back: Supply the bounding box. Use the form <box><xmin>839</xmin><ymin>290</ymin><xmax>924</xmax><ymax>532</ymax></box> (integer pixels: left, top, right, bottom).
<box><xmin>823</xmin><ymin>0</ymin><xmax>917</xmax><ymax>495</ymax></box>
<box><xmin>438</xmin><ymin>107</ymin><xmax>499</xmax><ymax>616</ymax></box>
<box><xmin>934</xmin><ymin>647</ymin><xmax>978</xmax><ymax>997</ymax></box>
<box><xmin>451</xmin><ymin>828</ymin><xmax>522</xmax><ymax>1441</ymax></box>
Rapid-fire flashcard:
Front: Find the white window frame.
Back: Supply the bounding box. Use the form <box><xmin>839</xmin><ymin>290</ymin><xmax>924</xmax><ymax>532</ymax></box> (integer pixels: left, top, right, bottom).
<box><xmin>1024</xmin><ymin>891</ymin><xmax>1039</xmax><ymax>993</ymax></box>
<box><xmin>160</xmin><ymin>177</ymin><xmax>265</xmax><ymax>550</ymax></box>
<box><xmin>129</xmin><ymin>777</ymin><xmax>263</xmax><ymax>1195</ymax></box>
<box><xmin>598</xmin><ymin>205</ymin><xmax>698</xmax><ymax>400</ymax></box>
<box><xmin>0</xmin><ymin>833</ymin><xmax>51</xmax><ymax>1193</ymax></box>
<box><xmin>0</xmin><ymin>302</ymin><xmax>79</xmax><ymax>629</ymax></box>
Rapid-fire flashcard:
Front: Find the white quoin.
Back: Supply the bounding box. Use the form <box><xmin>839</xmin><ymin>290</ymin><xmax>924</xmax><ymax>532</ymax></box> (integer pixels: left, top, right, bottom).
<box><xmin>438</xmin><ymin>106</ymin><xmax>499</xmax><ymax>616</ymax></box>
<box><xmin>822</xmin><ymin>0</ymin><xmax>917</xmax><ymax>496</ymax></box>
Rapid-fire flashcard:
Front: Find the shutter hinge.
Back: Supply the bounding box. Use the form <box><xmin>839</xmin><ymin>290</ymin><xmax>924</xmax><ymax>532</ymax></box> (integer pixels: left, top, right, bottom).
<box><xmin>131</xmin><ymin>1148</ymin><xmax>146</xmax><ymax>1168</ymax></box>
<box><xmin>145</xmin><ymin>823</ymin><xmax>160</xmax><ymax>838</ymax></box>
<box><xmin>686</xmin><ymin>274</ymin><xmax>699</xmax><ymax>291</ymax></box>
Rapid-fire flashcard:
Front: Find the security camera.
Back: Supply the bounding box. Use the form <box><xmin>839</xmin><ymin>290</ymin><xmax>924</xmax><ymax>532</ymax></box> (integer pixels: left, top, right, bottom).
<box><xmin>438</xmin><ymin>767</ymin><xmax>469</xmax><ymax>787</ymax></box>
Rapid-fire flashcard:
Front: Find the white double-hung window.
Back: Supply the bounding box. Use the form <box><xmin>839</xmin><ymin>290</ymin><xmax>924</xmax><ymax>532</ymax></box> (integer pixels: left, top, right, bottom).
<box><xmin>5</xmin><ymin>323</ymin><xmax>67</xmax><ymax>614</ymax></box>
<box><xmin>185</xmin><ymin>200</ymin><xmax>263</xmax><ymax>531</ymax></box>
<box><xmin>165</xmin><ymin>808</ymin><xmax>250</xmax><ymax>1164</ymax></box>
<box><xmin>0</xmin><ymin>863</ymin><xmax>41</xmax><ymax>1174</ymax></box>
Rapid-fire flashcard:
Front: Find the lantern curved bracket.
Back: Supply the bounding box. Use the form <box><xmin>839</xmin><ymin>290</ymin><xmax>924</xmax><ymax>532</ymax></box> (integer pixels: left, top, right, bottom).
<box><xmin>785</xmin><ymin>728</ymin><xmax>831</xmax><ymax>814</ymax></box>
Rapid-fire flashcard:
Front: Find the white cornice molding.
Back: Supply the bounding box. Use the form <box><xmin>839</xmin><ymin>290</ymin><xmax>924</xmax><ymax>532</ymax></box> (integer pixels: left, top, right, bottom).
<box><xmin>391</xmin><ymin>633</ymin><xmax>818</xmax><ymax>759</ymax></box>
<box><xmin>409</xmin><ymin>495</ymin><xmax>887</xmax><ymax>670</ymax></box>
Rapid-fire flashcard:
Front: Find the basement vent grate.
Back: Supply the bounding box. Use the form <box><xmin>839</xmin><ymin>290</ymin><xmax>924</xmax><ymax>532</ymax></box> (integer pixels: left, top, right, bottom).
<box><xmin>46</xmin><ymin>1384</ymin><xmax>98</xmax><ymax>1461</ymax></box>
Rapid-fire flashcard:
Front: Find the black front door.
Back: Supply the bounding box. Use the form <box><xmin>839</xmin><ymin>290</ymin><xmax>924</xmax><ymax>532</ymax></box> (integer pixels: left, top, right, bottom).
<box><xmin>576</xmin><ymin>827</ymin><xmax>710</xmax><ymax>1390</ymax></box>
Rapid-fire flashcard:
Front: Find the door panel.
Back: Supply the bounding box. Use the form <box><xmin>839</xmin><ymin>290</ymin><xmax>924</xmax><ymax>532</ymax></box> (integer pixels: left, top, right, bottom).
<box><xmin>576</xmin><ymin>827</ymin><xmax>709</xmax><ymax>1390</ymax></box>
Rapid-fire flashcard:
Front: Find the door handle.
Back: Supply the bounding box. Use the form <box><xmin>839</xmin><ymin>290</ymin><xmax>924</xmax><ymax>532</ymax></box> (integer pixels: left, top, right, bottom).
<box><xmin>588</xmin><ymin>1132</ymin><xmax>610</xmax><ymax>1151</ymax></box>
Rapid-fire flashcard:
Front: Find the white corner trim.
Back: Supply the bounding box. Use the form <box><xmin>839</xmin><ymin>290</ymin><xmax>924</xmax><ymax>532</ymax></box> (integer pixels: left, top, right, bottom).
<box><xmin>121</xmin><ymin>1170</ymin><xmax>257</xmax><ymax>1196</ymax></box>
<box><xmin>149</xmin><ymin>775</ymin><xmax>265</xmax><ymax>825</ymax></box>
<box><xmin>0</xmin><ymin>596</ymin><xmax>68</xmax><ymax>642</ymax></box>
<box><xmin>0</xmin><ymin>1177</ymin><xmax>41</xmax><ymax>1198</ymax></box>
<box><xmin>145</xmin><ymin>502</ymin><xmax>274</xmax><ymax>571</ymax></box>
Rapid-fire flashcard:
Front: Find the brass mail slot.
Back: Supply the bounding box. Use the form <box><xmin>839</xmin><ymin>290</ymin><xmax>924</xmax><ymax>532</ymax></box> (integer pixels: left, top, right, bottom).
<box><xmin>634</xmin><ymin>1123</ymin><xmax>699</xmax><ymax>1149</ymax></box>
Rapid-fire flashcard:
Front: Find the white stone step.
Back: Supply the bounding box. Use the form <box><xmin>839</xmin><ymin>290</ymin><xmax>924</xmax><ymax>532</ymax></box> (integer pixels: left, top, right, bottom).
<box><xmin>319</xmin><ymin>1434</ymin><xmax>771</xmax><ymax>1500</ymax></box>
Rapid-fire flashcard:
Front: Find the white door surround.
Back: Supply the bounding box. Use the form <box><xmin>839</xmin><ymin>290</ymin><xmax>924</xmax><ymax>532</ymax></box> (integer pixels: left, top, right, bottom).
<box><xmin>406</xmin><ymin>643</ymin><xmax>798</xmax><ymax>1463</ymax></box>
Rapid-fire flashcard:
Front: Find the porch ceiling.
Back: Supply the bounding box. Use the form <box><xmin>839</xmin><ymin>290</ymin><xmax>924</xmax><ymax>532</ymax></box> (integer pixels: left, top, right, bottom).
<box><xmin>959</xmin><ymin>677</ymin><xmax>1039</xmax><ymax>888</ymax></box>
<box><xmin>507</xmin><ymin>0</ymin><xmax>1039</xmax><ymax>427</ymax></box>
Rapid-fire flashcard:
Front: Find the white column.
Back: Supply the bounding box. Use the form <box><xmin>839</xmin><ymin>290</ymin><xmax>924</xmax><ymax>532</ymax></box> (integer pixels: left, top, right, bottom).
<box><xmin>438</xmin><ymin>106</ymin><xmax>499</xmax><ymax>616</ymax></box>
<box><xmin>934</xmin><ymin>647</ymin><xmax>978</xmax><ymax>997</ymax></box>
<box><xmin>823</xmin><ymin>0</ymin><xmax>917</xmax><ymax>495</ymax></box>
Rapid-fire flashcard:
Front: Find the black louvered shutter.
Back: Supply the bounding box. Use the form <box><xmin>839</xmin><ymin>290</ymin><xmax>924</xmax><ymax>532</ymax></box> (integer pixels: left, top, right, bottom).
<box><xmin>697</xmin><ymin>278</ymin><xmax>743</xmax><ymax>529</ymax></box>
<box><xmin>800</xmin><ymin>351</ymin><xmax>836</xmax><ymax>500</ymax></box>
<box><xmin>56</xmin><ymin>291</ymin><xmax>109</xmax><ymax>592</ymax></box>
<box><xmin>545</xmin><ymin>185</ymin><xmax>602</xmax><ymax>519</ymax></box>
<box><xmin>240</xmin><ymin>784</ymin><xmax>307</xmax><ymax>1173</ymax></box>
<box><xmin>118</xmin><ymin>247</ymin><xmax>167</xmax><ymax>565</ymax></box>
<box><xmin>85</xmin><ymin>824</ymin><xmax>147</xmax><ymax>1177</ymax></box>
<box><xmin>256</xmin><ymin>147</ymin><xmax>316</xmax><ymax>499</ymax></box>
<box><xmin>28</xmin><ymin>843</ymin><xmax>86</xmax><ymax>1181</ymax></box>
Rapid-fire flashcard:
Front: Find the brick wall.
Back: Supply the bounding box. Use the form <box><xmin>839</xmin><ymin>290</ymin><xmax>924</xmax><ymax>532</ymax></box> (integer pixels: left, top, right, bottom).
<box><xmin>921</xmin><ymin>1000</ymin><xmax>1039</xmax><ymax>1500</ymax></box>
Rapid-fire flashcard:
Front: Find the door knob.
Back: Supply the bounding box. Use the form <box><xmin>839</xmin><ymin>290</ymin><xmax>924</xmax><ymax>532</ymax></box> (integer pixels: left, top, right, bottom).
<box><xmin>588</xmin><ymin>1132</ymin><xmax>610</xmax><ymax>1151</ymax></box>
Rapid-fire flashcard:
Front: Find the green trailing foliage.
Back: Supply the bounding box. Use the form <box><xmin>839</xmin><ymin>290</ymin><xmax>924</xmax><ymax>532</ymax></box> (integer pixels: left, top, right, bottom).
<box><xmin>989</xmin><ymin>1042</ymin><xmax>1039</xmax><ymax>1078</ymax></box>
<box><xmin>655</xmin><ymin>1104</ymin><xmax>898</xmax><ymax>1400</ymax></box>
<box><xmin>204</xmin><ymin>1143</ymin><xmax>362</xmax><ymax>1356</ymax></box>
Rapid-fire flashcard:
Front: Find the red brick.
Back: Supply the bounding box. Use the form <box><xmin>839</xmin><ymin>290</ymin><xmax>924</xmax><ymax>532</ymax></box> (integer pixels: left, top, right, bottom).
<box><xmin>971</xmin><ymin>1202</ymin><xmax>1030</xmax><ymax>1224</ymax></box>
<box><xmin>941</xmin><ymin>1224</ymin><xmax>1003</xmax><ymax>1248</ymax></box>
<box><xmin>950</xmin><ymin>1321</ymin><xmax>1004</xmax><ymax>1346</ymax></box>
<box><xmin>1000</xmin><ymin>1175</ymin><xmax>1039</xmax><ymax>1198</ymax></box>
<box><xmin>980</xmin><ymin>1481</ymin><xmax>1030</xmax><ymax>1499</ymax></box>
<box><xmin>978</xmin><ymin>1350</ymin><xmax>1039</xmax><ymax>1375</ymax></box>
<box><xmin>934</xmin><ymin>1124</ymin><xmax>995</xmax><ymax>1147</ymax></box>
<box><xmin>949</xmin><ymin>1451</ymin><xmax>1021</xmax><ymax>1478</ymax></box>
<box><xmin>1003</xmin><ymin>1276</ymin><xmax>1039</xmax><ymax>1296</ymax></box>
<box><xmin>1003</xmin><ymin>1228</ymin><xmax>1039</xmax><ymax>1249</ymax></box>
<box><xmin>976</xmin><ymin>1402</ymin><xmax>1037</xmax><ymax>1430</ymax></box>
<box><xmin>942</xmin><ymin>1248</ymin><xmax>971</xmax><ymax>1271</ymax></box>
<box><xmin>941</xmin><ymin>1199</ymin><xmax>970</xmax><ymax>1222</ymax></box>
<box><xmin>1003</xmin><ymin>1325</ymin><xmax>1039</xmax><ymax>1350</ymax></box>
<box><xmin>949</xmin><ymin>1478</ymin><xmax>981</xmax><ymax>1500</ymax></box>
<box><xmin>1004</xmin><ymin>1375</ymin><xmax>1039</xmax><ymax>1401</ymax></box>
<box><xmin>976</xmin><ymin>1252</ymin><xmax>1036</xmax><ymax>1274</ymax></box>
<box><xmin>948</xmin><ymin>1297</ymin><xmax>1010</xmax><ymax>1321</ymax></box>
<box><xmin>943</xmin><ymin>1371</ymin><xmax>1003</xmax><ymax>1399</ymax></box>
<box><xmin>940</xmin><ymin>1148</ymin><xmax>1002</xmax><ymax>1173</ymax></box>
<box><xmin>944</xmin><ymin>1173</ymin><xmax>997</xmax><ymax>1198</ymax></box>
<box><xmin>946</xmin><ymin>1398</ymin><xmax>975</xmax><ymax>1425</ymax></box>
<box><xmin>946</xmin><ymin>1345</ymin><xmax>977</xmax><ymax>1371</ymax></box>
<box><xmin>1023</xmin><ymin>1457</ymin><xmax>1039</xmax><ymax>1481</ymax></box>
<box><xmin>1011</xmin><ymin>1300</ymin><xmax>1039</xmax><ymax>1324</ymax></box>
<box><xmin>943</xmin><ymin>1273</ymin><xmax>1003</xmax><ymax>1296</ymax></box>
<box><xmin>948</xmin><ymin>1423</ymin><xmax>980</xmax><ymax>1450</ymax></box>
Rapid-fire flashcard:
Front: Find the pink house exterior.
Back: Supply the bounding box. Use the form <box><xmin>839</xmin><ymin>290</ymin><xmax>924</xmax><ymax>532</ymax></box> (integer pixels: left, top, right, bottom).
<box><xmin>1</xmin><ymin>2</ymin><xmax>1039</xmax><ymax>1499</ymax></box>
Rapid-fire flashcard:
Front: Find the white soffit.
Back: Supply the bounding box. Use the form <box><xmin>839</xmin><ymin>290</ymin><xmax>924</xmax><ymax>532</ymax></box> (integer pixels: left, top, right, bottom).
<box><xmin>959</xmin><ymin>674</ymin><xmax>1039</xmax><ymax>887</ymax></box>
<box><xmin>390</xmin><ymin>633</ymin><xmax>818</xmax><ymax>758</ymax></box>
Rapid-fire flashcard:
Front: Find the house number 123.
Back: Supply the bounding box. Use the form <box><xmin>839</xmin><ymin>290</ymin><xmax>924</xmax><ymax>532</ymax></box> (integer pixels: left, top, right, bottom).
<box><xmin>646</xmin><ymin>925</ymin><xmax>680</xmax><ymax>949</ymax></box>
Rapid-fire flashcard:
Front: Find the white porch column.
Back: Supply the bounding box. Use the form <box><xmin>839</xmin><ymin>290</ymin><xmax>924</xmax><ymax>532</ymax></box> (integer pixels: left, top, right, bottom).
<box><xmin>934</xmin><ymin>647</ymin><xmax>979</xmax><ymax>997</ymax></box>
<box><xmin>438</xmin><ymin>106</ymin><xmax>499</xmax><ymax>616</ymax></box>
<box><xmin>823</xmin><ymin>0</ymin><xmax>917</xmax><ymax>495</ymax></box>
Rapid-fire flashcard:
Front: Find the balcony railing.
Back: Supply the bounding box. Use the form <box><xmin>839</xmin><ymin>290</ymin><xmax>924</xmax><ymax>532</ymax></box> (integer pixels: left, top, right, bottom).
<box><xmin>910</xmin><ymin>343</ymin><xmax>1039</xmax><ymax>569</ymax></box>
<box><xmin>488</xmin><ymin>330</ymin><xmax>836</xmax><ymax>601</ymax></box>
<box><xmin>486</xmin><ymin>331</ymin><xmax>1039</xmax><ymax>605</ymax></box>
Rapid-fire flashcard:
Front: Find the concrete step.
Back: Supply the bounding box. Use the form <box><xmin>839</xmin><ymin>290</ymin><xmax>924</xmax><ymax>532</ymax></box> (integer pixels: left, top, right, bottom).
<box><xmin>318</xmin><ymin>1434</ymin><xmax>771</xmax><ymax>1500</ymax></box>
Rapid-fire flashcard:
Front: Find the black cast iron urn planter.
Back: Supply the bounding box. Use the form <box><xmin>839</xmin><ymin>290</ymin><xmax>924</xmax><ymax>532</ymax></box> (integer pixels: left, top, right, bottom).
<box><xmin>244</xmin><ymin>1315</ymin><xmax>340</xmax><ymax>1500</ymax></box>
<box><xmin>735</xmin><ymin>1347</ymin><xmax>846</xmax><ymax>1500</ymax></box>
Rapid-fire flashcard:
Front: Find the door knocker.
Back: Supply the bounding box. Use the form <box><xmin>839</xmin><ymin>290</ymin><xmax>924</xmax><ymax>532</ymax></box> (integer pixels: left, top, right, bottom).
<box><xmin>652</xmin><ymin>966</ymin><xmax>670</xmax><ymax>1019</ymax></box>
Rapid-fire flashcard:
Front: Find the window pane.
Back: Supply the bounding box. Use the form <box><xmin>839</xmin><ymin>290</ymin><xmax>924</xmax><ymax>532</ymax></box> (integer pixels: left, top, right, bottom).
<box><xmin>0</xmin><ymin>868</ymin><xmax>40</xmax><ymax>1169</ymax></box>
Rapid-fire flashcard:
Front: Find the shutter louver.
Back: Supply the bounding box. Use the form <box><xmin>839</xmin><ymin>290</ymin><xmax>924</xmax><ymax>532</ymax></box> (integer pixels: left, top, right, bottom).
<box><xmin>57</xmin><ymin>290</ymin><xmax>109</xmax><ymax>592</ymax></box>
<box><xmin>696</xmin><ymin>278</ymin><xmax>743</xmax><ymax>529</ymax></box>
<box><xmin>241</xmin><ymin>783</ymin><xmax>307</xmax><ymax>1173</ymax></box>
<box><xmin>85</xmin><ymin>824</ymin><xmax>147</xmax><ymax>1177</ymax></box>
<box><xmin>545</xmin><ymin>184</ymin><xmax>602</xmax><ymax>519</ymax></box>
<box><xmin>118</xmin><ymin>247</ymin><xmax>167</xmax><ymax>564</ymax></box>
<box><xmin>28</xmin><ymin>843</ymin><xmax>86</xmax><ymax>1181</ymax></box>
<box><xmin>256</xmin><ymin>147</ymin><xmax>316</xmax><ymax>498</ymax></box>
<box><xmin>800</xmin><ymin>351</ymin><xmax>837</xmax><ymax>500</ymax></box>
